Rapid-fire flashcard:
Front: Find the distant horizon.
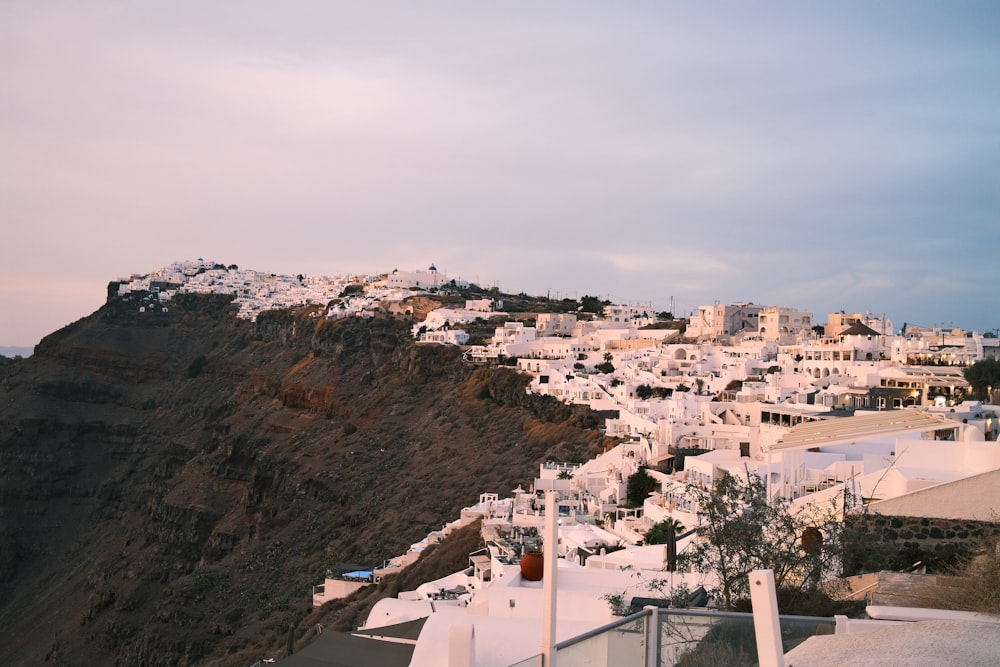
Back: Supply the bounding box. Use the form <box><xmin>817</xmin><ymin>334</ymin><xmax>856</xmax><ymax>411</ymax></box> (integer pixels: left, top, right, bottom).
<box><xmin>1</xmin><ymin>259</ymin><xmax>997</xmax><ymax>348</ymax></box>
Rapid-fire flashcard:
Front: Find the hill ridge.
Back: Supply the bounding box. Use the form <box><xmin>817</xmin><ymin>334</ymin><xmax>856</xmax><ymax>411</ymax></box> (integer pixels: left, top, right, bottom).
<box><xmin>0</xmin><ymin>292</ymin><xmax>608</xmax><ymax>666</ymax></box>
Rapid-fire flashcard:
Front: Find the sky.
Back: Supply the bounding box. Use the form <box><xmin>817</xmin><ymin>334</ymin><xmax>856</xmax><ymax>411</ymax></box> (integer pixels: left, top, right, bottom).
<box><xmin>3</xmin><ymin>1</ymin><xmax>999</xmax><ymax>346</ymax></box>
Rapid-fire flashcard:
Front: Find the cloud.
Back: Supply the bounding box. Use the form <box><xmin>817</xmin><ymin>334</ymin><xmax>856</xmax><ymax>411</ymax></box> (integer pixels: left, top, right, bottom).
<box><xmin>2</xmin><ymin>2</ymin><xmax>999</xmax><ymax>343</ymax></box>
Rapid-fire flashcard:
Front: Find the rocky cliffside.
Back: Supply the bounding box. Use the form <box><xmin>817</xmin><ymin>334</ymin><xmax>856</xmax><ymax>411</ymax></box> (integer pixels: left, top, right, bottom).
<box><xmin>0</xmin><ymin>291</ymin><xmax>609</xmax><ymax>666</ymax></box>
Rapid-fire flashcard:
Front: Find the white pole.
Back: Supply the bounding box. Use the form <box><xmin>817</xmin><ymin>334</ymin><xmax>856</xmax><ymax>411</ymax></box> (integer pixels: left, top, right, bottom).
<box><xmin>541</xmin><ymin>491</ymin><xmax>559</xmax><ymax>666</ymax></box>
<box><xmin>645</xmin><ymin>605</ymin><xmax>659</xmax><ymax>666</ymax></box>
<box><xmin>749</xmin><ymin>569</ymin><xmax>784</xmax><ymax>667</ymax></box>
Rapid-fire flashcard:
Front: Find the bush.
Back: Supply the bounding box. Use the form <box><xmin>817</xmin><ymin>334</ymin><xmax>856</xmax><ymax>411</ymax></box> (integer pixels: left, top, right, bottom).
<box><xmin>920</xmin><ymin>536</ymin><xmax>1000</xmax><ymax>614</ymax></box>
<box><xmin>626</xmin><ymin>467</ymin><xmax>658</xmax><ymax>507</ymax></box>
<box><xmin>186</xmin><ymin>355</ymin><xmax>207</xmax><ymax>378</ymax></box>
<box><xmin>953</xmin><ymin>538</ymin><xmax>1000</xmax><ymax>614</ymax></box>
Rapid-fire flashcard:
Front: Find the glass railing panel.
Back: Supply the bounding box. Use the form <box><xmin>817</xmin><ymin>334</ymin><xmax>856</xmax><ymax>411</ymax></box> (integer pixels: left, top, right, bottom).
<box><xmin>657</xmin><ymin>610</ymin><xmax>835</xmax><ymax>666</ymax></box>
<box><xmin>777</xmin><ymin>614</ymin><xmax>836</xmax><ymax>654</ymax></box>
<box><xmin>556</xmin><ymin>615</ymin><xmax>647</xmax><ymax>666</ymax></box>
<box><xmin>658</xmin><ymin>610</ymin><xmax>755</xmax><ymax>666</ymax></box>
<box><xmin>507</xmin><ymin>653</ymin><xmax>542</xmax><ymax>667</ymax></box>
<box><xmin>519</xmin><ymin>608</ymin><xmax>837</xmax><ymax>666</ymax></box>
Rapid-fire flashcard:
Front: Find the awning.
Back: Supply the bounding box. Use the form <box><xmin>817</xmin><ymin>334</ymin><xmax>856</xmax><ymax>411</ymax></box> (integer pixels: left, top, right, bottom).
<box><xmin>770</xmin><ymin>410</ymin><xmax>957</xmax><ymax>452</ymax></box>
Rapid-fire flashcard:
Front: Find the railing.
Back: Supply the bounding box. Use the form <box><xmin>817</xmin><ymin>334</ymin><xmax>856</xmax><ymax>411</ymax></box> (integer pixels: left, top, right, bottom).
<box><xmin>656</xmin><ymin>608</ymin><xmax>833</xmax><ymax>666</ymax></box>
<box><xmin>507</xmin><ymin>608</ymin><xmax>834</xmax><ymax>667</ymax></box>
<box><xmin>556</xmin><ymin>610</ymin><xmax>650</xmax><ymax>666</ymax></box>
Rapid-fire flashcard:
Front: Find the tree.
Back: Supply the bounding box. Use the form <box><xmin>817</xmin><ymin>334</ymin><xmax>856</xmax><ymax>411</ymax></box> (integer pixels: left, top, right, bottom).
<box><xmin>625</xmin><ymin>467</ymin><xmax>659</xmax><ymax>506</ymax></box>
<box><xmin>657</xmin><ymin>311</ymin><xmax>674</xmax><ymax>321</ymax></box>
<box><xmin>678</xmin><ymin>469</ymin><xmax>844</xmax><ymax>610</ymax></box>
<box><xmin>580</xmin><ymin>295</ymin><xmax>608</xmax><ymax>317</ymax></box>
<box><xmin>644</xmin><ymin>518</ymin><xmax>686</xmax><ymax>545</ymax></box>
<box><xmin>636</xmin><ymin>384</ymin><xmax>653</xmax><ymax>400</ymax></box>
<box><xmin>596</xmin><ymin>352</ymin><xmax>615</xmax><ymax>374</ymax></box>
<box><xmin>964</xmin><ymin>358</ymin><xmax>1000</xmax><ymax>401</ymax></box>
<box><xmin>339</xmin><ymin>283</ymin><xmax>365</xmax><ymax>297</ymax></box>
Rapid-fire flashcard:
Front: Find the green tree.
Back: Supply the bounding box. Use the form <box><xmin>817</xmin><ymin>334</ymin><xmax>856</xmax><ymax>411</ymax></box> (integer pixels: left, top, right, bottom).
<box><xmin>636</xmin><ymin>384</ymin><xmax>653</xmax><ymax>400</ymax></box>
<box><xmin>580</xmin><ymin>295</ymin><xmax>608</xmax><ymax>317</ymax></box>
<box><xmin>964</xmin><ymin>358</ymin><xmax>1000</xmax><ymax>401</ymax></box>
<box><xmin>644</xmin><ymin>518</ymin><xmax>686</xmax><ymax>545</ymax></box>
<box><xmin>625</xmin><ymin>467</ymin><xmax>659</xmax><ymax>506</ymax></box>
<box><xmin>596</xmin><ymin>352</ymin><xmax>615</xmax><ymax>374</ymax></box>
<box><xmin>657</xmin><ymin>311</ymin><xmax>674</xmax><ymax>321</ymax></box>
<box><xmin>678</xmin><ymin>470</ymin><xmax>844</xmax><ymax>610</ymax></box>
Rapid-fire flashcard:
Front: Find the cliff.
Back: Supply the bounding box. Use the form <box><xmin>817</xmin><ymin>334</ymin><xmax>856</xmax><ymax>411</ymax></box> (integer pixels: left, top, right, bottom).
<box><xmin>0</xmin><ymin>290</ymin><xmax>608</xmax><ymax>666</ymax></box>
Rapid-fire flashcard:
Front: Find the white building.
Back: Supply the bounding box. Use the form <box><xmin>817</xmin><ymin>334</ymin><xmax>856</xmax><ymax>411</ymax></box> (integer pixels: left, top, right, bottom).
<box><xmin>386</xmin><ymin>265</ymin><xmax>448</xmax><ymax>289</ymax></box>
<box><xmin>603</xmin><ymin>304</ymin><xmax>656</xmax><ymax>327</ymax></box>
<box><xmin>757</xmin><ymin>306</ymin><xmax>813</xmax><ymax>345</ymax></box>
<box><xmin>420</xmin><ymin>329</ymin><xmax>470</xmax><ymax>345</ymax></box>
<box><xmin>536</xmin><ymin>313</ymin><xmax>578</xmax><ymax>336</ymax></box>
<box><xmin>686</xmin><ymin>303</ymin><xmax>763</xmax><ymax>341</ymax></box>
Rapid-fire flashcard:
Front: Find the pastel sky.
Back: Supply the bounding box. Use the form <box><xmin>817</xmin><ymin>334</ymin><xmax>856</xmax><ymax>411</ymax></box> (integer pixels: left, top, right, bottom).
<box><xmin>3</xmin><ymin>1</ymin><xmax>999</xmax><ymax>346</ymax></box>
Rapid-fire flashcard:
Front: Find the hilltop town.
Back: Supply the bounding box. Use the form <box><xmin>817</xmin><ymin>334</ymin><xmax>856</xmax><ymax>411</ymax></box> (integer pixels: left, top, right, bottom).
<box><xmin>109</xmin><ymin>260</ymin><xmax>1000</xmax><ymax>666</ymax></box>
<box><xmin>119</xmin><ymin>260</ymin><xmax>999</xmax><ymax>423</ymax></box>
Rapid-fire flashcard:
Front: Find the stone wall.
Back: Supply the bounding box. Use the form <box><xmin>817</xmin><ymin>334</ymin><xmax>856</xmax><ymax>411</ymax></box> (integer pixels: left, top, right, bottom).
<box><xmin>844</xmin><ymin>513</ymin><xmax>1000</xmax><ymax>575</ymax></box>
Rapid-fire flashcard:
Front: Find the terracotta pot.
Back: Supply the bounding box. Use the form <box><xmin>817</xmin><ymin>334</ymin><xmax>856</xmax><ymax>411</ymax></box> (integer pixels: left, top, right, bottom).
<box><xmin>520</xmin><ymin>551</ymin><xmax>544</xmax><ymax>581</ymax></box>
<box><xmin>801</xmin><ymin>527</ymin><xmax>823</xmax><ymax>555</ymax></box>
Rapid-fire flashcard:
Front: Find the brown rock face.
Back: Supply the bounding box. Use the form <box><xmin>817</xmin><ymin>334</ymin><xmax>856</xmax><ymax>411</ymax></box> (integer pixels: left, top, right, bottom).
<box><xmin>0</xmin><ymin>291</ymin><xmax>607</xmax><ymax>666</ymax></box>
